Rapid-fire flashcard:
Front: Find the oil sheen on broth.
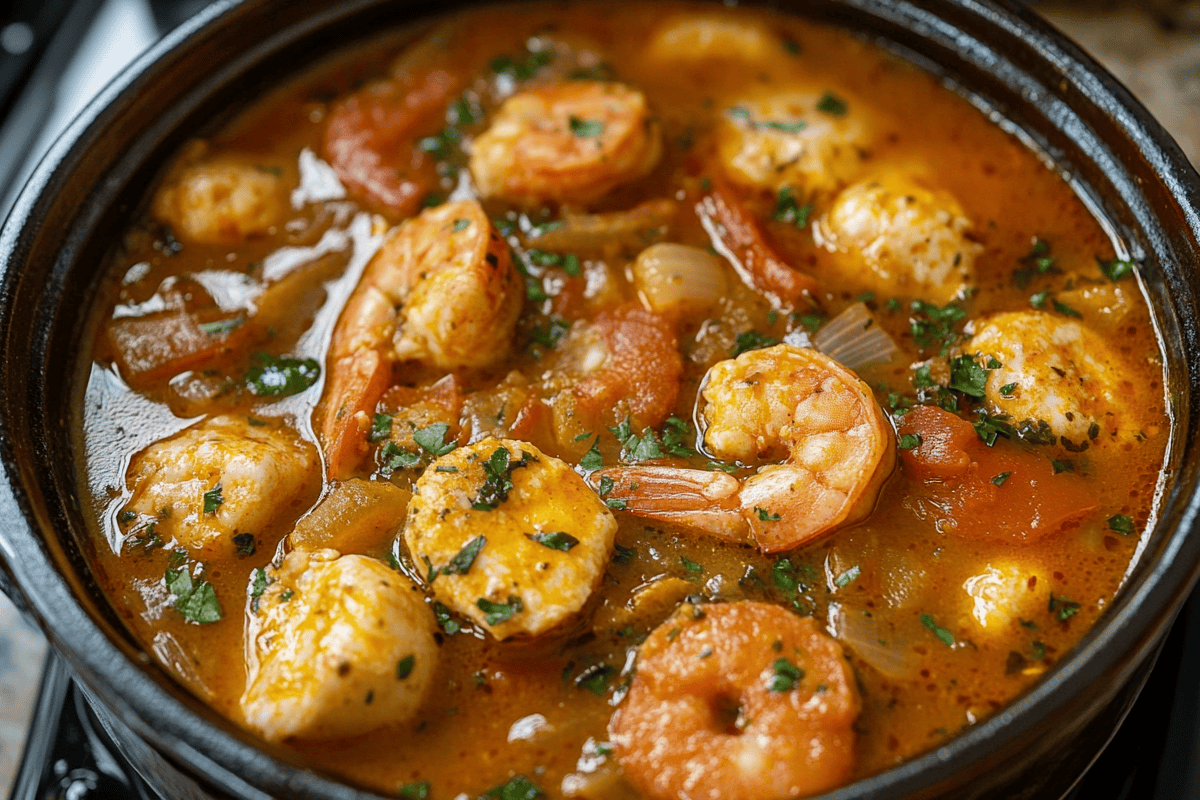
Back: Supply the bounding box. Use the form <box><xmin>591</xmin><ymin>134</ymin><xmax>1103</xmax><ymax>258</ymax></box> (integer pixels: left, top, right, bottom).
<box><xmin>80</xmin><ymin>3</ymin><xmax>1170</xmax><ymax>799</ymax></box>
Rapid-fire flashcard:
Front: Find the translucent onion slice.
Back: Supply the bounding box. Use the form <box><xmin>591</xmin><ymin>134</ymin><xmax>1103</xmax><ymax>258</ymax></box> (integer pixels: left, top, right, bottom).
<box><xmin>632</xmin><ymin>242</ymin><xmax>727</xmax><ymax>315</ymax></box>
<box><xmin>826</xmin><ymin>601</ymin><xmax>913</xmax><ymax>678</ymax></box>
<box><xmin>812</xmin><ymin>302</ymin><xmax>899</xmax><ymax>369</ymax></box>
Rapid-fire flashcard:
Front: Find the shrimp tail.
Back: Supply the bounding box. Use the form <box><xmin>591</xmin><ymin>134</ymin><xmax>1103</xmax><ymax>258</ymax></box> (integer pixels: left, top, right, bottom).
<box><xmin>592</xmin><ymin>466</ymin><xmax>751</xmax><ymax>544</ymax></box>
<box><xmin>320</xmin><ymin>348</ymin><xmax>391</xmax><ymax>480</ymax></box>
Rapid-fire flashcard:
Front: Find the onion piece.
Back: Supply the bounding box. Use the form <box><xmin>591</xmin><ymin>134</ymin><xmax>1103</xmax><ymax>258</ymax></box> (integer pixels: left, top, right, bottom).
<box><xmin>812</xmin><ymin>302</ymin><xmax>899</xmax><ymax>369</ymax></box>
<box><xmin>826</xmin><ymin>601</ymin><xmax>913</xmax><ymax>678</ymax></box>
<box><xmin>632</xmin><ymin>242</ymin><xmax>727</xmax><ymax>315</ymax></box>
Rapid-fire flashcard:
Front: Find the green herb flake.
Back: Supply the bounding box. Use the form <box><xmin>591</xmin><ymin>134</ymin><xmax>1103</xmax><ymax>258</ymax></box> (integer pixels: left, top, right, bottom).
<box><xmin>1052</xmin><ymin>299</ymin><xmax>1082</xmax><ymax>318</ymax></box>
<box><xmin>772</xmin><ymin>187</ymin><xmax>813</xmax><ymax>228</ymax></box>
<box><xmin>898</xmin><ymin>433</ymin><xmax>922</xmax><ymax>450</ymax></box>
<box><xmin>755</xmin><ymin>506</ymin><xmax>781</xmax><ymax>521</ymax></box>
<box><xmin>529</xmin><ymin>531</ymin><xmax>580</xmax><ymax>551</ymax></box>
<box><xmin>1050</xmin><ymin>458</ymin><xmax>1075</xmax><ymax>474</ymax></box>
<box><xmin>165</xmin><ymin>564</ymin><xmax>223</xmax><ymax>624</ymax></box>
<box><xmin>728</xmin><ymin>105</ymin><xmax>752</xmax><ymax>120</ymax></box>
<box><xmin>680</xmin><ymin>556</ymin><xmax>703</xmax><ymax>574</ymax></box>
<box><xmin>562</xmin><ymin>253</ymin><xmax>581</xmax><ymax>276</ymax></box>
<box><xmin>477</xmin><ymin>595</ymin><xmax>524</xmax><ymax>626</ymax></box>
<box><xmin>203</xmin><ymin>484</ymin><xmax>223</xmax><ymax>514</ymax></box>
<box><xmin>575</xmin><ymin>663</ymin><xmax>616</xmax><ymax>696</ymax></box>
<box><xmin>441</xmin><ymin>536</ymin><xmax>486</xmax><ymax>576</ymax></box>
<box><xmin>1107</xmin><ymin>514</ymin><xmax>1135</xmax><ymax>536</ymax></box>
<box><xmin>920</xmin><ymin>613</ymin><xmax>955</xmax><ymax>646</ymax></box>
<box><xmin>396</xmin><ymin>654</ymin><xmax>416</xmax><ymax>680</ymax></box>
<box><xmin>949</xmin><ymin>355</ymin><xmax>989</xmax><ymax>398</ymax></box>
<box><xmin>613</xmin><ymin>543</ymin><xmax>636</xmax><ymax>565</ymax></box>
<box><xmin>452</xmin><ymin>218</ymin><xmax>470</xmax><ymax>232</ymax></box>
<box><xmin>816</xmin><ymin>91</ymin><xmax>848</xmax><ymax>116</ymax></box>
<box><xmin>1049</xmin><ymin>594</ymin><xmax>1082</xmax><ymax>621</ymax></box>
<box><xmin>1097</xmin><ymin>256</ymin><xmax>1135</xmax><ymax>282</ymax></box>
<box><xmin>579</xmin><ymin>439</ymin><xmax>603</xmax><ymax>472</ymax></box>
<box><xmin>368</xmin><ymin>413</ymin><xmax>393</xmax><ymax>443</ymax></box>
<box><xmin>834</xmin><ymin>565</ymin><xmax>860</xmax><ymax>588</ymax></box>
<box><xmin>768</xmin><ymin>657</ymin><xmax>804</xmax><ymax>692</ymax></box>
<box><xmin>999</xmin><ymin>382</ymin><xmax>1017</xmax><ymax>397</ymax></box>
<box><xmin>731</xmin><ymin>330</ymin><xmax>780</xmax><ymax>357</ymax></box>
<box><xmin>245</xmin><ymin>353</ymin><xmax>320</xmax><ymax>397</ymax></box>
<box><xmin>250</xmin><ymin>568</ymin><xmax>270</xmax><ymax>612</ymax></box>
<box><xmin>973</xmin><ymin>411</ymin><xmax>1014</xmax><ymax>447</ymax></box>
<box><xmin>605</xmin><ymin>497</ymin><xmax>628</xmax><ymax>510</ymax></box>
<box><xmin>482</xmin><ymin>774</ymin><xmax>544</xmax><ymax>800</ymax></box>
<box><xmin>398</xmin><ymin>781</ymin><xmax>430</xmax><ymax>799</ymax></box>
<box><xmin>991</xmin><ymin>471</ymin><xmax>1012</xmax><ymax>486</ymax></box>
<box><xmin>414</xmin><ymin>422</ymin><xmax>457</xmax><ymax>456</ymax></box>
<box><xmin>198</xmin><ymin>317</ymin><xmax>244</xmax><ymax>337</ymax></box>
<box><xmin>568</xmin><ymin>116</ymin><xmax>605</xmax><ymax>138</ymax></box>
<box><xmin>433</xmin><ymin>601</ymin><xmax>460</xmax><ymax>635</ymax></box>
<box><xmin>471</xmin><ymin>447</ymin><xmax>532</xmax><ymax>510</ymax></box>
<box><xmin>762</xmin><ymin>119</ymin><xmax>807</xmax><ymax>134</ymax></box>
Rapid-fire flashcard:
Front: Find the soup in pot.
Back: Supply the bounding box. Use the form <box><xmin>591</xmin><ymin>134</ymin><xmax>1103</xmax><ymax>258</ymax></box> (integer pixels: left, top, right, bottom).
<box><xmin>79</xmin><ymin>3</ymin><xmax>1171</xmax><ymax>798</ymax></box>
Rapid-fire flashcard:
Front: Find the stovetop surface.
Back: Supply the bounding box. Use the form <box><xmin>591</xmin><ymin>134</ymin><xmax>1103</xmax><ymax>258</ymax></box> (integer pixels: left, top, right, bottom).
<box><xmin>4</xmin><ymin>1</ymin><xmax>1200</xmax><ymax>798</ymax></box>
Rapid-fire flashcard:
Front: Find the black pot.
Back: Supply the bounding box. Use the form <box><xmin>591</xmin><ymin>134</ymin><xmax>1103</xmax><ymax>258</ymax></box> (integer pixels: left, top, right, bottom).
<box><xmin>2</xmin><ymin>1</ymin><xmax>1199</xmax><ymax>798</ymax></box>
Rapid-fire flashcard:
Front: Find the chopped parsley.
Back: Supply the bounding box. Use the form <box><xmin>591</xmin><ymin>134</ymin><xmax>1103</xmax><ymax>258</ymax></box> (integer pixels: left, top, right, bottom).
<box><xmin>471</xmin><ymin>447</ymin><xmax>532</xmax><ymax>510</ymax></box>
<box><xmin>1052</xmin><ymin>299</ymin><xmax>1082</xmax><ymax>318</ymax></box>
<box><xmin>898</xmin><ymin>433</ymin><xmax>922</xmax><ymax>450</ymax></box>
<box><xmin>755</xmin><ymin>506</ymin><xmax>781</xmax><ymax>521</ymax></box>
<box><xmin>369</xmin><ymin>413</ymin><xmax>393</xmax><ymax>443</ymax></box>
<box><xmin>203</xmin><ymin>484</ymin><xmax>223</xmax><ymax>514</ymax></box>
<box><xmin>452</xmin><ymin>218</ymin><xmax>470</xmax><ymax>232</ymax></box>
<box><xmin>481</xmin><ymin>775</ymin><xmax>544</xmax><ymax>800</ymax></box>
<box><xmin>768</xmin><ymin>657</ymin><xmax>804</xmax><ymax>691</ymax></box>
<box><xmin>249</xmin><ymin>568</ymin><xmax>269</xmax><ymax>613</ymax></box>
<box><xmin>773</xmin><ymin>186</ymin><xmax>814</xmax><ymax>228</ymax></box>
<box><xmin>1013</xmin><ymin>237</ymin><xmax>1059</xmax><ymax>288</ymax></box>
<box><xmin>575</xmin><ymin>663</ymin><xmax>616</xmax><ymax>695</ymax></box>
<box><xmin>909</xmin><ymin>300</ymin><xmax>966</xmax><ymax>356</ymax></box>
<box><xmin>528</xmin><ymin>531</ymin><xmax>579</xmax><ymax>551</ymax></box>
<box><xmin>816</xmin><ymin>91</ymin><xmax>848</xmax><ymax>116</ymax></box>
<box><xmin>731</xmin><ymin>330</ymin><xmax>779</xmax><ymax>357</ymax></box>
<box><xmin>396</xmin><ymin>654</ymin><xmax>416</xmax><ymax>680</ymax></box>
<box><xmin>991</xmin><ymin>471</ymin><xmax>1012</xmax><ymax>486</ymax></box>
<box><xmin>948</xmin><ymin>354</ymin><xmax>990</xmax><ymax>398</ymax></box>
<box><xmin>834</xmin><ymin>565</ymin><xmax>860</xmax><ymax>588</ymax></box>
<box><xmin>920</xmin><ymin>613</ymin><xmax>955</xmax><ymax>646</ymax></box>
<box><xmin>1049</xmin><ymin>594</ymin><xmax>1082</xmax><ymax>621</ymax></box>
<box><xmin>477</xmin><ymin>595</ymin><xmax>524</xmax><ymax>626</ymax></box>
<box><xmin>398</xmin><ymin>781</ymin><xmax>430</xmax><ymax>799</ymax></box>
<box><xmin>1097</xmin><ymin>256</ymin><xmax>1136</xmax><ymax>282</ymax></box>
<box><xmin>1050</xmin><ymin>458</ymin><xmax>1075</xmax><ymax>474</ymax></box>
<box><xmin>164</xmin><ymin>563</ymin><xmax>223</xmax><ymax>624</ymax></box>
<box><xmin>680</xmin><ymin>556</ymin><xmax>704</xmax><ymax>574</ymax></box>
<box><xmin>197</xmin><ymin>317</ymin><xmax>244</xmax><ymax>337</ymax></box>
<box><xmin>973</xmin><ymin>410</ymin><xmax>1014</xmax><ymax>447</ymax></box>
<box><xmin>244</xmin><ymin>353</ymin><xmax>320</xmax><ymax>397</ymax></box>
<box><xmin>568</xmin><ymin>116</ymin><xmax>605</xmax><ymax>138</ymax></box>
<box><xmin>439</xmin><ymin>536</ymin><xmax>486</xmax><ymax>577</ymax></box>
<box><xmin>1107</xmin><ymin>514</ymin><xmax>1135</xmax><ymax>536</ymax></box>
<box><xmin>379</xmin><ymin>442</ymin><xmax>421</xmax><ymax>476</ymax></box>
<box><xmin>579</xmin><ymin>439</ymin><xmax>603</xmax><ymax>472</ymax></box>
<box><xmin>433</xmin><ymin>601</ymin><xmax>461</xmax><ymax>635</ymax></box>
<box><xmin>999</xmin><ymin>382</ymin><xmax>1017</xmax><ymax>397</ymax></box>
<box><xmin>413</xmin><ymin>422</ymin><xmax>457</xmax><ymax>456</ymax></box>
<box><xmin>491</xmin><ymin>46</ymin><xmax>554</xmax><ymax>82</ymax></box>
<box><xmin>613</xmin><ymin>543</ymin><xmax>637</xmax><ymax>565</ymax></box>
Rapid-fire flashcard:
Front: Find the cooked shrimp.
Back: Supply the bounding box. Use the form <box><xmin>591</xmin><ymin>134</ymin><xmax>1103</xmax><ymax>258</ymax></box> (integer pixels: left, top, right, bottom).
<box><xmin>696</xmin><ymin>182</ymin><xmax>819</xmax><ymax>305</ymax></box>
<box><xmin>120</xmin><ymin>415</ymin><xmax>319</xmax><ymax>552</ymax></box>
<box><xmin>716</xmin><ymin>90</ymin><xmax>870</xmax><ymax>196</ymax></box>
<box><xmin>968</xmin><ymin>310</ymin><xmax>1147</xmax><ymax>448</ymax></box>
<box><xmin>319</xmin><ymin>200</ymin><xmax>521</xmax><ymax>478</ymax></box>
<box><xmin>644</xmin><ymin>13</ymin><xmax>777</xmax><ymax>64</ymax></box>
<box><xmin>609</xmin><ymin>601</ymin><xmax>860</xmax><ymax>800</ymax></box>
<box><xmin>323</xmin><ymin>57</ymin><xmax>459</xmax><ymax>217</ymax></box>
<box><xmin>152</xmin><ymin>155</ymin><xmax>287</xmax><ymax>244</ymax></box>
<box><xmin>403</xmin><ymin>439</ymin><xmax>617</xmax><ymax>638</ymax></box>
<box><xmin>816</xmin><ymin>172</ymin><xmax>981</xmax><ymax>304</ymax></box>
<box><xmin>547</xmin><ymin>304</ymin><xmax>683</xmax><ymax>449</ymax></box>
<box><xmin>241</xmin><ymin>549</ymin><xmax>438</xmax><ymax>742</ymax></box>
<box><xmin>469</xmin><ymin>81</ymin><xmax>663</xmax><ymax>207</ymax></box>
<box><xmin>597</xmin><ymin>344</ymin><xmax>895</xmax><ymax>552</ymax></box>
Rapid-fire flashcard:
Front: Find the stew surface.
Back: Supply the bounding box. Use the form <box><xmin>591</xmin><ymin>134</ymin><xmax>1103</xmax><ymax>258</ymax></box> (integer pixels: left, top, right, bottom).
<box><xmin>79</xmin><ymin>3</ymin><xmax>1170</xmax><ymax>799</ymax></box>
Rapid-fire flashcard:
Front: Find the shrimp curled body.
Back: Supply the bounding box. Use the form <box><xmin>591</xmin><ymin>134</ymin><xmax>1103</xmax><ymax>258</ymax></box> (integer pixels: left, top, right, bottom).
<box><xmin>469</xmin><ymin>81</ymin><xmax>663</xmax><ymax>207</ymax></box>
<box><xmin>597</xmin><ymin>344</ymin><xmax>895</xmax><ymax>552</ymax></box>
<box><xmin>319</xmin><ymin>200</ymin><xmax>521</xmax><ymax>478</ymax></box>
<box><xmin>609</xmin><ymin>601</ymin><xmax>861</xmax><ymax>800</ymax></box>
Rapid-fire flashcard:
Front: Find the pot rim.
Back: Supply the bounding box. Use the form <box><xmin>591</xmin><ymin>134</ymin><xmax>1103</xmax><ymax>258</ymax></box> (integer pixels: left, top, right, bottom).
<box><xmin>2</xmin><ymin>1</ymin><xmax>1200</xmax><ymax>798</ymax></box>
